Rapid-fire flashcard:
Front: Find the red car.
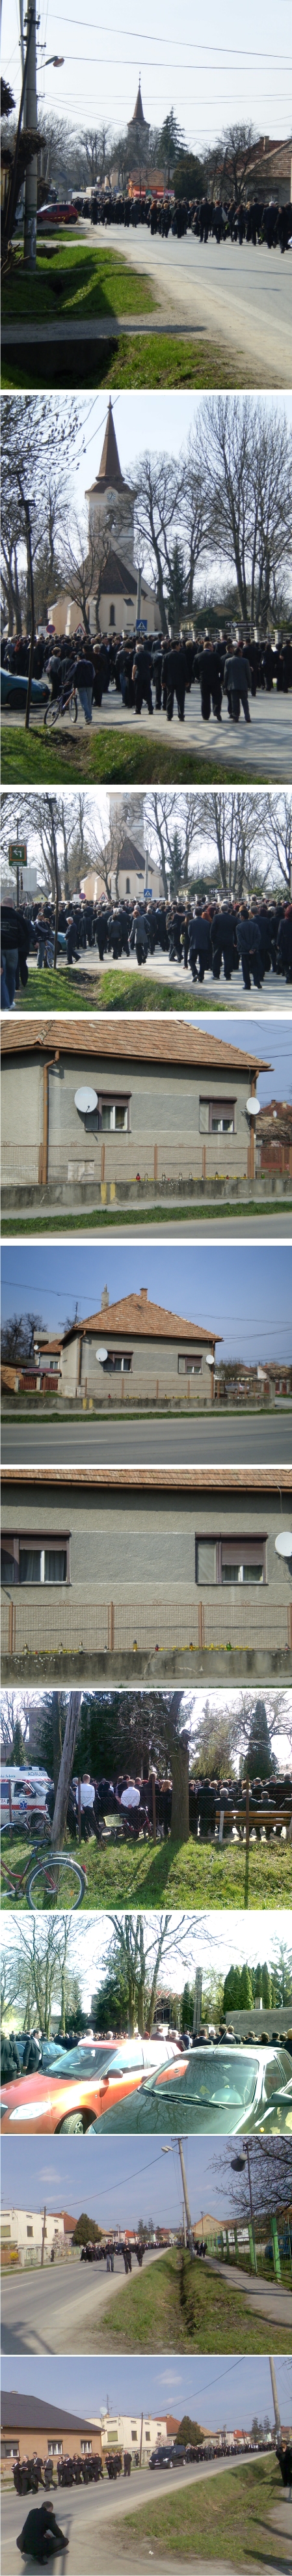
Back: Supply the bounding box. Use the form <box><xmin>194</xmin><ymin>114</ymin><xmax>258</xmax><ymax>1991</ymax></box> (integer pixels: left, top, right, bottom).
<box><xmin>0</xmin><ymin>2036</ymin><xmax>180</xmax><ymax>2136</ymax></box>
<box><xmin>37</xmin><ymin>201</ymin><xmax>79</xmax><ymax>227</ymax></box>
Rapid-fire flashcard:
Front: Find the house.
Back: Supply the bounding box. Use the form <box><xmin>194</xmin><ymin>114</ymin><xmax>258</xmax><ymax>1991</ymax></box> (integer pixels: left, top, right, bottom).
<box><xmin>57</xmin><ymin>1285</ymin><xmax>220</xmax><ymax>1406</ymax></box>
<box><xmin>1</xmin><ymin>2390</ymin><xmax>102</xmax><ymax>2470</ymax></box>
<box><xmin>89</xmin><ymin>2411</ymin><xmax>167</xmax><ymax>2456</ymax></box>
<box><xmin>1</xmin><ymin>2209</ymin><xmax>65</xmax><ymax>2267</ymax></box>
<box><xmin>1</xmin><ymin>1468</ymin><xmax>292</xmax><ymax>1670</ymax></box>
<box><xmin>50</xmin><ymin>401</ymin><xmax>161</xmax><ymax>639</ymax></box>
<box><xmin>1</xmin><ymin>1015</ymin><xmax>271</xmax><ymax>1211</ymax></box>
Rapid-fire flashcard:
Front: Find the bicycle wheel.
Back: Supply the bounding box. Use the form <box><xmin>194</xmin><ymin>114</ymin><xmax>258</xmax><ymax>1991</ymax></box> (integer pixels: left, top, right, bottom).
<box><xmin>27</xmin><ymin>1856</ymin><xmax>86</xmax><ymax>1911</ymax></box>
<box><xmin>44</xmin><ymin>697</ymin><xmax>60</xmax><ymax>728</ymax></box>
<box><xmin>69</xmin><ymin>690</ymin><xmax>78</xmax><ymax>723</ymax></box>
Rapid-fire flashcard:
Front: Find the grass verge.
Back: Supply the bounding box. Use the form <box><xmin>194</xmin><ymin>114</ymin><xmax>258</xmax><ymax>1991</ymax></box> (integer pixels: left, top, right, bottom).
<box><xmin>108</xmin><ymin>2455</ymin><xmax>287</xmax><ymax>2561</ymax></box>
<box><xmin>99</xmin><ymin>2247</ymin><xmax>292</xmax><ymax>2356</ymax></box>
<box><xmin>3</xmin><ymin>1201</ymin><xmax>291</xmax><ymax>1237</ymax></box>
<box><xmin>1</xmin><ymin>1830</ymin><xmax>291</xmax><ymax>1912</ymax></box>
<box><xmin>1</xmin><ymin>238</ymin><xmax>155</xmax><ymax>322</ymax></box>
<box><xmin>1</xmin><ymin>725</ymin><xmax>265</xmax><ymax>789</ymax></box>
<box><xmin>14</xmin><ymin>967</ymin><xmax>231</xmax><ymax>1015</ymax></box>
<box><xmin>1</xmin><ymin>329</ymin><xmax>258</xmax><ymax>393</ymax></box>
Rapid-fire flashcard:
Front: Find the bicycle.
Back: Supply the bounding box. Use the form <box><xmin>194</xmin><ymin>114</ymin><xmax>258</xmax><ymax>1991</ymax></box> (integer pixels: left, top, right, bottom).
<box><xmin>44</xmin><ymin>680</ymin><xmax>78</xmax><ymax>729</ymax></box>
<box><xmin>1</xmin><ymin>1832</ymin><xmax>87</xmax><ymax>1911</ymax></box>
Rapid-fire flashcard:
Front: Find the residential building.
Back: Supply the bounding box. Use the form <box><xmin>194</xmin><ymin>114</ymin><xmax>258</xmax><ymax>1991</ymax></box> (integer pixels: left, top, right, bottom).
<box><xmin>1</xmin><ymin>1015</ymin><xmax>271</xmax><ymax>1210</ymax></box>
<box><xmin>1</xmin><ymin>2391</ymin><xmax>102</xmax><ymax>2469</ymax></box>
<box><xmin>1</xmin><ymin>2209</ymin><xmax>65</xmax><ymax>2267</ymax></box>
<box><xmin>57</xmin><ymin>1286</ymin><xmax>220</xmax><ymax>1406</ymax></box>
<box><xmin>1</xmin><ymin>1467</ymin><xmax>292</xmax><ymax>1668</ymax></box>
<box><xmin>89</xmin><ymin>2411</ymin><xmax>167</xmax><ymax>2455</ymax></box>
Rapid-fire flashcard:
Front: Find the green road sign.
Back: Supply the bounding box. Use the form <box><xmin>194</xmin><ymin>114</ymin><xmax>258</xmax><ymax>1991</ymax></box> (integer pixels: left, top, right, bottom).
<box><xmin>8</xmin><ymin>843</ymin><xmax>27</xmax><ymax>867</ymax></box>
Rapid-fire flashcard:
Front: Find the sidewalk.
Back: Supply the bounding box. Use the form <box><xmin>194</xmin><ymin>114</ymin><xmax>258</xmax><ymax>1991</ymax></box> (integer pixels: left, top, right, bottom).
<box><xmin>206</xmin><ymin>2254</ymin><xmax>292</xmax><ymax>2331</ymax></box>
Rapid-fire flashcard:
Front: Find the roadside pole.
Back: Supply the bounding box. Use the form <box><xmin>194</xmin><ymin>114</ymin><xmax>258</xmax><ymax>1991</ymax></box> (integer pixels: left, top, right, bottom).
<box><xmin>40</xmin><ymin>2205</ymin><xmax>46</xmax><ymax>2267</ymax></box>
<box><xmin>23</xmin><ymin>0</ymin><xmax>38</xmax><ymax>269</ymax></box>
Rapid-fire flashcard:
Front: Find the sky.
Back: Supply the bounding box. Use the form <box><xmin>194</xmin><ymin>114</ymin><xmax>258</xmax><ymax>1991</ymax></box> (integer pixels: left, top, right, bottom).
<box><xmin>1</xmin><ymin>1909</ymin><xmax>291</xmax><ymax>2006</ymax></box>
<box><xmin>2</xmin><ymin>1240</ymin><xmax>292</xmax><ymax>1364</ymax></box>
<box><xmin>2</xmin><ymin>0</ymin><xmax>291</xmax><ymax>153</ymax></box>
<box><xmin>1</xmin><ymin>2351</ymin><xmax>291</xmax><ymax>2432</ymax></box>
<box><xmin>1</xmin><ymin>2128</ymin><xmax>291</xmax><ymax>2234</ymax></box>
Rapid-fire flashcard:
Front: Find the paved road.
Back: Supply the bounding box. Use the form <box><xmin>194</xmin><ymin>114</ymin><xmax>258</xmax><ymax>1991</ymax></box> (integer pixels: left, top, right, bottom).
<box><xmin>1</xmin><ymin>2250</ymin><xmax>159</xmax><ymax>2356</ymax></box>
<box><xmin>3</xmin><ymin>1413</ymin><xmax>292</xmax><ymax>1466</ymax></box>
<box><xmin>84</xmin><ymin>219</ymin><xmax>291</xmax><ymax>385</ymax></box>
<box><xmin>1</xmin><ymin>684</ymin><xmax>290</xmax><ymax>782</ymax></box>
<box><xmin>16</xmin><ymin>954</ymin><xmax>292</xmax><ymax>1015</ymax></box>
<box><xmin>1</xmin><ymin>2456</ymin><xmax>272</xmax><ymax>2576</ymax></box>
<box><xmin>4</xmin><ymin>1209</ymin><xmax>291</xmax><ymax>1242</ymax></box>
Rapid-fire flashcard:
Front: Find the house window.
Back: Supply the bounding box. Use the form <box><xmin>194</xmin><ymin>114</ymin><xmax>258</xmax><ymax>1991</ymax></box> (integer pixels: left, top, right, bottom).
<box><xmin>109</xmin><ymin>604</ymin><xmax>115</xmax><ymax>625</ymax></box>
<box><xmin>81</xmin><ymin>2441</ymin><xmax>92</xmax><ymax>2454</ymax></box>
<box><xmin>131</xmin><ymin>2430</ymin><xmax>137</xmax><ymax>2442</ymax></box>
<box><xmin>1</xmin><ymin>1539</ymin><xmax>70</xmax><ymax>1586</ymax></box>
<box><xmin>126</xmin><ymin>877</ymin><xmax>130</xmax><ymax>893</ymax></box>
<box><xmin>199</xmin><ymin>1097</ymin><xmax>235</xmax><ymax>1134</ymax></box>
<box><xmin>145</xmin><ymin>2431</ymin><xmax>150</xmax><ymax>2442</ymax></box>
<box><xmin>104</xmin><ymin>1351</ymin><xmax>133</xmax><ymax>1373</ymax></box>
<box><xmin>196</xmin><ymin>1538</ymin><xmax>266</xmax><ymax>1586</ymax></box>
<box><xmin>1</xmin><ymin>2443</ymin><xmax>20</xmax><ymax>2459</ymax></box>
<box><xmin>27</xmin><ymin>2226</ymin><xmax>33</xmax><ymax>2238</ymax></box>
<box><xmin>101</xmin><ymin>1100</ymin><xmax>129</xmax><ymax>1132</ymax></box>
<box><xmin>178</xmin><ymin>1354</ymin><xmax>202</xmax><ymax>1375</ymax></box>
<box><xmin>47</xmin><ymin>2443</ymin><xmax>62</xmax><ymax>2456</ymax></box>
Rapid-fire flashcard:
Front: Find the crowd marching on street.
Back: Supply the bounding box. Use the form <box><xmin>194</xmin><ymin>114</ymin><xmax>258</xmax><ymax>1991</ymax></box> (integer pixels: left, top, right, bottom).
<box><xmin>3</xmin><ymin>626</ymin><xmax>292</xmax><ymax>733</ymax></box>
<box><xmin>2</xmin><ymin>881</ymin><xmax>292</xmax><ymax>1007</ymax></box>
<box><xmin>77</xmin><ymin>186</ymin><xmax>292</xmax><ymax>254</ymax></box>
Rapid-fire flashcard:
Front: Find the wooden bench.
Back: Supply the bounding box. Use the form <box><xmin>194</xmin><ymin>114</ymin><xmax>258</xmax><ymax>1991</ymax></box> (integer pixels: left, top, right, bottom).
<box><xmin>215</xmin><ymin>1802</ymin><xmax>292</xmax><ymax>1843</ymax></box>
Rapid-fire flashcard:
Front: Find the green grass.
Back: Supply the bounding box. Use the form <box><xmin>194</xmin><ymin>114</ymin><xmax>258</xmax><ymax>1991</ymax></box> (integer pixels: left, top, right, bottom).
<box><xmin>1</xmin><ymin>331</ymin><xmax>256</xmax><ymax>393</ymax></box>
<box><xmin>14</xmin><ymin>966</ymin><xmax>233</xmax><ymax>1015</ymax></box>
<box><xmin>110</xmin><ymin>2455</ymin><xmax>288</xmax><ymax>2562</ymax></box>
<box><xmin>2</xmin><ymin>1828</ymin><xmax>291</xmax><ymax>1911</ymax></box>
<box><xmin>1</xmin><ymin>724</ymin><xmax>265</xmax><ymax>789</ymax></box>
<box><xmin>99</xmin><ymin>2247</ymin><xmax>292</xmax><ymax>2356</ymax></box>
<box><xmin>15</xmin><ymin>968</ymin><xmax>102</xmax><ymax>1011</ymax></box>
<box><xmin>2</xmin><ymin>238</ymin><xmax>155</xmax><ymax>323</ymax></box>
<box><xmin>3</xmin><ymin>1201</ymin><xmax>291</xmax><ymax>1238</ymax></box>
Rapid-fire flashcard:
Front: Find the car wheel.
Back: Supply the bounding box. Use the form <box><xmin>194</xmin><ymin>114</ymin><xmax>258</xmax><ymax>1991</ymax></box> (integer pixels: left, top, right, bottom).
<box><xmin>56</xmin><ymin>2112</ymin><xmax>85</xmax><ymax>2133</ymax></box>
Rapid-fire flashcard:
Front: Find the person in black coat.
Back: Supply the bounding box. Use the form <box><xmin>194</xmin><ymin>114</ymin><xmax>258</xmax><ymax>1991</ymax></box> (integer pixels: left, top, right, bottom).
<box><xmin>16</xmin><ymin>2503</ymin><xmax>68</xmax><ymax>2561</ymax></box>
<box><xmin>132</xmin><ymin>645</ymin><xmax>153</xmax><ymax>716</ymax></box>
<box><xmin>198</xmin><ymin>643</ymin><xmax>222</xmax><ymax>723</ymax></box>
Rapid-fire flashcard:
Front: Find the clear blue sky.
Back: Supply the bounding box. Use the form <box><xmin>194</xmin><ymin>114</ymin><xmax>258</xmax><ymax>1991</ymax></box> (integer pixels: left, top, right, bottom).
<box><xmin>3</xmin><ymin>0</ymin><xmax>291</xmax><ymax>151</ymax></box>
<box><xmin>1</xmin><ymin>2351</ymin><xmax>291</xmax><ymax>2432</ymax></box>
<box><xmin>2</xmin><ymin>1240</ymin><xmax>291</xmax><ymax>1362</ymax></box>
<box><xmin>1</xmin><ymin>2129</ymin><xmax>291</xmax><ymax>2236</ymax></box>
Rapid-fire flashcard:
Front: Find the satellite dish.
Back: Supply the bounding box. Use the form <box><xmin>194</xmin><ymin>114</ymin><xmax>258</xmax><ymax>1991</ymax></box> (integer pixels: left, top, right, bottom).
<box><xmin>206</xmin><ymin>1352</ymin><xmax>215</xmax><ymax>1367</ymax></box>
<box><xmin>274</xmin><ymin>1530</ymin><xmax>292</xmax><ymax>1559</ymax></box>
<box><xmin>96</xmin><ymin>1345</ymin><xmax>108</xmax><ymax>1364</ymax></box>
<box><xmin>246</xmin><ymin>1095</ymin><xmax>261</xmax><ymax>1117</ymax></box>
<box><xmin>74</xmin><ymin>1087</ymin><xmax>98</xmax><ymax>1115</ymax></box>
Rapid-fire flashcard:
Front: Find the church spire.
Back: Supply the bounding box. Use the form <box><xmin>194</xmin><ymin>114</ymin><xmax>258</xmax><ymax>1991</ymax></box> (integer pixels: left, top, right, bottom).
<box><xmin>128</xmin><ymin>76</ymin><xmax>150</xmax><ymax>132</ymax></box>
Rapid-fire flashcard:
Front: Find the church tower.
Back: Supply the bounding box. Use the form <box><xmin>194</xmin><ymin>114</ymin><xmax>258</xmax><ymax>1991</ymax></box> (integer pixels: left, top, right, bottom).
<box><xmin>109</xmin><ymin>796</ymin><xmax>145</xmax><ymax>857</ymax></box>
<box><xmin>127</xmin><ymin>77</ymin><xmax>150</xmax><ymax>145</ymax></box>
<box><xmin>85</xmin><ymin>400</ymin><xmax>136</xmax><ymax>570</ymax></box>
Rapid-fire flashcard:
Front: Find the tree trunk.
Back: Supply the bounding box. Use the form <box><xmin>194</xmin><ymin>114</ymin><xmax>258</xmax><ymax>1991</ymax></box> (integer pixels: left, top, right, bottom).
<box><xmin>51</xmin><ymin>1694</ymin><xmax>63</xmax><ymax>1798</ymax></box>
<box><xmin>170</xmin><ymin>1735</ymin><xmax>189</xmax><ymax>1842</ymax></box>
<box><xmin>51</xmin><ymin>1692</ymin><xmax>82</xmax><ymax>1848</ymax></box>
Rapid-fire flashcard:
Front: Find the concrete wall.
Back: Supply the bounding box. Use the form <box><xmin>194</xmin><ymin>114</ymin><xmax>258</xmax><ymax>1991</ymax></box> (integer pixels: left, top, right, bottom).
<box><xmin>2</xmin><ymin>1051</ymin><xmax>254</xmax><ymax>1179</ymax></box>
<box><xmin>1</xmin><ymin>1479</ymin><xmax>289</xmax><ymax>1602</ymax></box>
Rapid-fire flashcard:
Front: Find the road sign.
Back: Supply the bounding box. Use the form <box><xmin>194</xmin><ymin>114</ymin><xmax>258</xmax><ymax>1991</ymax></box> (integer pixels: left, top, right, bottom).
<box><xmin>136</xmin><ymin>617</ymin><xmax>148</xmax><ymax>634</ymax></box>
<box><xmin>8</xmin><ymin>843</ymin><xmax>27</xmax><ymax>867</ymax></box>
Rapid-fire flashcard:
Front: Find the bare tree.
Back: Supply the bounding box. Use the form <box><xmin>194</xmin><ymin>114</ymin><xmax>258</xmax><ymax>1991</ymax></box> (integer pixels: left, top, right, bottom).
<box><xmin>193</xmin><ymin>791</ymin><xmax>269</xmax><ymax>899</ymax></box>
<box><xmin>209</xmin><ymin>122</ymin><xmax>258</xmax><ymax>203</ymax></box>
<box><xmin>144</xmin><ymin>792</ymin><xmax>200</xmax><ymax>897</ymax></box>
<box><xmin>130</xmin><ymin>452</ymin><xmax>185</xmax><ymax>632</ymax></box>
<box><xmin>196</xmin><ymin>397</ymin><xmax>292</xmax><ymax>631</ymax></box>
<box><xmin>81</xmin><ymin>127</ymin><xmax>111</xmax><ymax>184</ymax></box>
<box><xmin>0</xmin><ymin>1689</ymin><xmax>31</xmax><ymax>1754</ymax></box>
<box><xmin>105</xmin><ymin>1911</ymin><xmax>196</xmax><ymax>2034</ymax></box>
<box><xmin>264</xmin><ymin>795</ymin><xmax>292</xmax><ymax>891</ymax></box>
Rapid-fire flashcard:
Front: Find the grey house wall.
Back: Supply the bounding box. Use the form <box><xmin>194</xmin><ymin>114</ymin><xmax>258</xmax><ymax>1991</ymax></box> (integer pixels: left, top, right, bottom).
<box><xmin>60</xmin><ymin>1332</ymin><xmax>215</xmax><ymax>1402</ymax></box>
<box><xmin>2</xmin><ymin>1479</ymin><xmax>290</xmax><ymax>1604</ymax></box>
<box><xmin>2</xmin><ymin>1051</ymin><xmax>254</xmax><ymax>1176</ymax></box>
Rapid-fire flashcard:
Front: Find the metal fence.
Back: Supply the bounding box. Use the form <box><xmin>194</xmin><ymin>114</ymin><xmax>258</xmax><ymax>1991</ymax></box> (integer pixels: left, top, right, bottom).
<box><xmin>2</xmin><ymin>1595</ymin><xmax>292</xmax><ymax>1657</ymax></box>
<box><xmin>2</xmin><ymin>1138</ymin><xmax>253</xmax><ymax>1188</ymax></box>
<box><xmin>206</xmin><ymin>2213</ymin><xmax>292</xmax><ymax>2290</ymax></box>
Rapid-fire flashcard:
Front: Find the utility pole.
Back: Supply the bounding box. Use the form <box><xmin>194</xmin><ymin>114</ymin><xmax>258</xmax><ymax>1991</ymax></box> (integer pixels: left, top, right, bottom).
<box><xmin>40</xmin><ymin>2205</ymin><xmax>46</xmax><ymax>2267</ymax></box>
<box><xmin>178</xmin><ymin>2140</ymin><xmax>194</xmax><ymax>2261</ymax></box>
<box><xmin>16</xmin><ymin>477</ymin><xmax>35</xmax><ymax>732</ymax></box>
<box><xmin>269</xmin><ymin>2359</ymin><xmax>281</xmax><ymax>2435</ymax></box>
<box><xmin>23</xmin><ymin>0</ymin><xmax>38</xmax><ymax>270</ymax></box>
<box><xmin>136</xmin><ymin>567</ymin><xmax>142</xmax><ymax>626</ymax></box>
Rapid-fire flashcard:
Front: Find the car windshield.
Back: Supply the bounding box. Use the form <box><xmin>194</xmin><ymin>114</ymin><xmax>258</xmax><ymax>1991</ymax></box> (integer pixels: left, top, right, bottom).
<box><xmin>49</xmin><ymin>2046</ymin><xmax>114</xmax><ymax>2082</ymax></box>
<box><xmin>148</xmin><ymin>2053</ymin><xmax>259</xmax><ymax>2110</ymax></box>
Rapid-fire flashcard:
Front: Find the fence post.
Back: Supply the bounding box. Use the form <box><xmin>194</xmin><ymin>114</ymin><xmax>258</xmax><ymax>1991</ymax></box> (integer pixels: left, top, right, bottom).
<box><xmin>270</xmin><ymin>2214</ymin><xmax>281</xmax><ymax>2281</ymax></box>
<box><xmin>78</xmin><ymin>1778</ymin><xmax>81</xmax><ymax>1843</ymax></box>
<box><xmin>248</xmin><ymin>2222</ymin><xmax>257</xmax><ymax>2273</ymax></box>
<box><xmin>152</xmin><ymin>1774</ymin><xmax>157</xmax><ymax>1844</ymax></box>
<box><xmin>101</xmin><ymin>1142</ymin><xmax>105</xmax><ymax>1183</ymax></box>
<box><xmin>8</xmin><ymin>1603</ymin><xmax>14</xmax><ymax>1657</ymax></box>
<box><xmin>198</xmin><ymin>1601</ymin><xmax>204</xmax><ymax>1651</ymax></box>
<box><xmin>202</xmin><ymin>1145</ymin><xmax>206</xmax><ymax>1181</ymax></box>
<box><xmin>108</xmin><ymin>1602</ymin><xmax>114</xmax><ymax>1651</ymax></box>
<box><xmin>154</xmin><ymin>1143</ymin><xmax>158</xmax><ymax>1183</ymax></box>
<box><xmin>245</xmin><ymin>1774</ymin><xmax>250</xmax><ymax>1852</ymax></box>
<box><xmin>287</xmin><ymin>1603</ymin><xmax>292</xmax><ymax>1650</ymax></box>
<box><xmin>38</xmin><ymin>1142</ymin><xmax>43</xmax><ymax>1184</ymax></box>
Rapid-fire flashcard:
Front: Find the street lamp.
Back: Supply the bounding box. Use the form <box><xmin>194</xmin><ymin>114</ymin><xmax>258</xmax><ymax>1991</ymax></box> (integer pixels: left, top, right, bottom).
<box><xmin>245</xmin><ymin>1092</ymin><xmax>261</xmax><ymax>1185</ymax></box>
<box><xmin>161</xmin><ymin>2140</ymin><xmax>194</xmax><ymax>2260</ymax></box>
<box><xmin>230</xmin><ymin>2142</ymin><xmax>257</xmax><ymax>2270</ymax></box>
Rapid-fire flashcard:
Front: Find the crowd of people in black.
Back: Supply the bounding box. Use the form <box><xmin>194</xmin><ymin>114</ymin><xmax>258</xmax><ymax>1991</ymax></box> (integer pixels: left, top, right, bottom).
<box><xmin>2</xmin><ymin>623</ymin><xmax>291</xmax><ymax>738</ymax></box>
<box><xmin>45</xmin><ymin>1759</ymin><xmax>292</xmax><ymax>1844</ymax></box>
<box><xmin>77</xmin><ymin>186</ymin><xmax>292</xmax><ymax>255</ymax></box>
<box><xmin>2</xmin><ymin>881</ymin><xmax>292</xmax><ymax>1008</ymax></box>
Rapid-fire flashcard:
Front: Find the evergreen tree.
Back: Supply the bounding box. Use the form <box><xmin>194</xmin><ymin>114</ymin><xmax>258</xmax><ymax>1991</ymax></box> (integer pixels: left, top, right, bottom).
<box><xmin>246</xmin><ymin>1699</ymin><xmax>273</xmax><ymax>1781</ymax></box>
<box><xmin>91</xmin><ymin>1963</ymin><xmax>129</xmax><ymax>2033</ymax></box>
<box><xmin>72</xmin><ymin>2212</ymin><xmax>103</xmax><ymax>2245</ymax></box>
<box><xmin>181</xmin><ymin>1981</ymin><xmax>194</xmax><ymax>2030</ymax></box>
<box><xmin>165</xmin><ymin>541</ymin><xmax>189</xmax><ymax>631</ymax></box>
<box><xmin>223</xmin><ymin>1966</ymin><xmax>242</xmax><ymax>2012</ymax></box>
<box><xmin>12</xmin><ymin>1718</ymin><xmax>26</xmax><ymax>1766</ymax></box>
<box><xmin>261</xmin><ymin>1963</ymin><xmax>271</xmax><ymax>2008</ymax></box>
<box><xmin>239</xmin><ymin>1965</ymin><xmax>254</xmax><ymax>2009</ymax></box>
<box><xmin>177</xmin><ymin>2418</ymin><xmax>203</xmax><ymax>2444</ymax></box>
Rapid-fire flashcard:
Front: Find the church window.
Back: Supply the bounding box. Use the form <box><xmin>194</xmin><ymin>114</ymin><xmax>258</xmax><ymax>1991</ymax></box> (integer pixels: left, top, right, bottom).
<box><xmin>109</xmin><ymin>604</ymin><xmax>115</xmax><ymax>625</ymax></box>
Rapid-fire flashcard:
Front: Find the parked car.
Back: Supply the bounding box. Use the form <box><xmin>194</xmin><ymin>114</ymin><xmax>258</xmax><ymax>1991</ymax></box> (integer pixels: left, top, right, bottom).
<box><xmin>1</xmin><ymin>1767</ymin><xmax>51</xmax><ymax>1832</ymax></box>
<box><xmin>0</xmin><ymin>2036</ymin><xmax>181</xmax><ymax>2136</ymax></box>
<box><xmin>87</xmin><ymin>2043</ymin><xmax>292</xmax><ymax>2137</ymax></box>
<box><xmin>36</xmin><ymin>201</ymin><xmax>79</xmax><ymax>226</ymax></box>
<box><xmin>1</xmin><ymin>669</ymin><xmax>50</xmax><ymax>710</ymax></box>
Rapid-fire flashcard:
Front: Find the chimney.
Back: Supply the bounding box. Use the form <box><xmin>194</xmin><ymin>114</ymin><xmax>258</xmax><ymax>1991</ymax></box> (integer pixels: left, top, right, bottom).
<box><xmin>140</xmin><ymin>1286</ymin><xmax>148</xmax><ymax>1299</ymax></box>
<box><xmin>101</xmin><ymin>1284</ymin><xmax>109</xmax><ymax>1308</ymax></box>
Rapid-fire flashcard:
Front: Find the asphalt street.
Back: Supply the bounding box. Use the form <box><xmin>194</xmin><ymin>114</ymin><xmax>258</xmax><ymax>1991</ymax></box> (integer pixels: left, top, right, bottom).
<box><xmin>4</xmin><ymin>1211</ymin><xmax>291</xmax><ymax>1241</ymax></box>
<box><xmin>1</xmin><ymin>2456</ymin><xmax>274</xmax><ymax>2576</ymax></box>
<box><xmin>31</xmin><ymin>953</ymin><xmax>291</xmax><ymax>1015</ymax></box>
<box><xmin>1</xmin><ymin>687</ymin><xmax>290</xmax><ymax>782</ymax></box>
<box><xmin>2</xmin><ymin>1414</ymin><xmax>292</xmax><ymax>1466</ymax></box>
<box><xmin>84</xmin><ymin>220</ymin><xmax>291</xmax><ymax>385</ymax></box>
<box><xmin>0</xmin><ymin>2250</ymin><xmax>159</xmax><ymax>2357</ymax></box>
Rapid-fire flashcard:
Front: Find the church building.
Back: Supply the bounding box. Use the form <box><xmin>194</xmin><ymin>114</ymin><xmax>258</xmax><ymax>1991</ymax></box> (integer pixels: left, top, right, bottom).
<box><xmin>51</xmin><ymin>402</ymin><xmax>160</xmax><ymax>639</ymax></box>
